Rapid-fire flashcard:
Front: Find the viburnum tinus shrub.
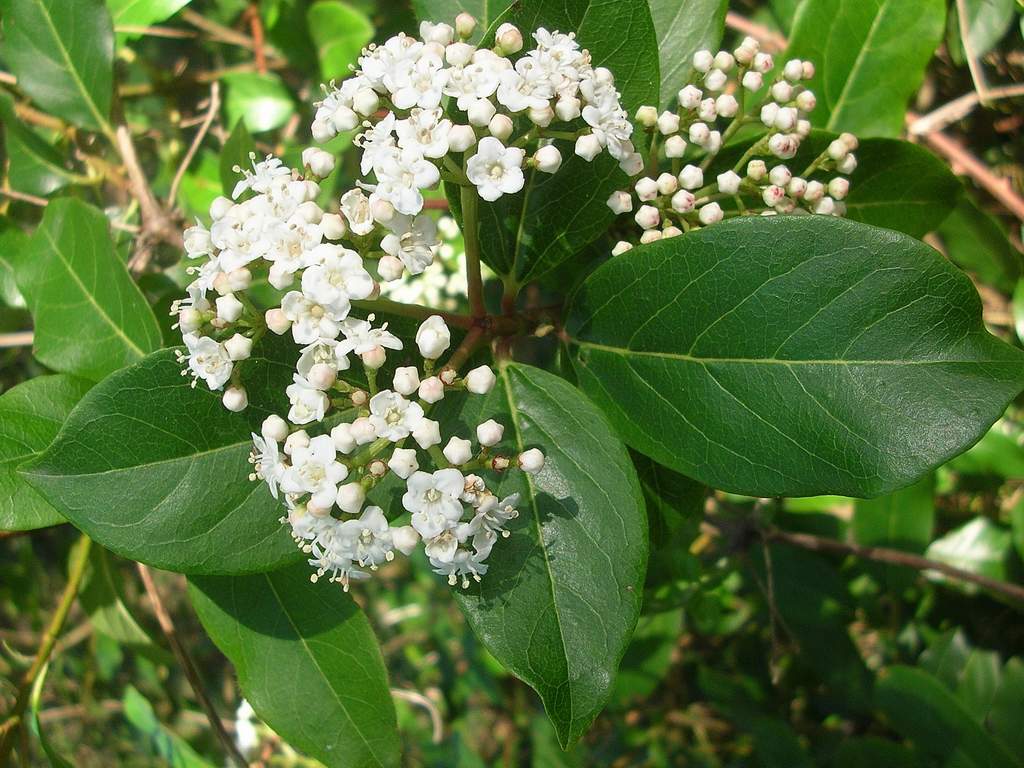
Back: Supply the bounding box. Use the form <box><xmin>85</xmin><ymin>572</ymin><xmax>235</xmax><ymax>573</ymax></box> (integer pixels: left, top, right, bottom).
<box><xmin>4</xmin><ymin>0</ymin><xmax>1022</xmax><ymax>764</ymax></box>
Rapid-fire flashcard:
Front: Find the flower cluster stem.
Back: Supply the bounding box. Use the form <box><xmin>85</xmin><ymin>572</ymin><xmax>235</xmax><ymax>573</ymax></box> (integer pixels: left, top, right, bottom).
<box><xmin>460</xmin><ymin>184</ymin><xmax>486</xmax><ymax>320</ymax></box>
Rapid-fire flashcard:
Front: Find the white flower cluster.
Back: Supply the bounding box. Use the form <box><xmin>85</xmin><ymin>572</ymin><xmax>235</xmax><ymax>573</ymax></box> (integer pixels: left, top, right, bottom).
<box><xmin>606</xmin><ymin>39</ymin><xmax>859</xmax><ymax>253</ymax></box>
<box><xmin>312</xmin><ymin>12</ymin><xmax>641</xmax><ymax>253</ymax></box>
<box><xmin>250</xmin><ymin>313</ymin><xmax>545</xmax><ymax>590</ymax></box>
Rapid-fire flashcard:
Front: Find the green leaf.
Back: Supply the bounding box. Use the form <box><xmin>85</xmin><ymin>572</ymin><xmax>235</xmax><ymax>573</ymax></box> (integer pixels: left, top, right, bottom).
<box><xmin>946</xmin><ymin>423</ymin><xmax>1024</xmax><ymax>478</ymax></box>
<box><xmin>189</xmin><ymin>562</ymin><xmax>399</xmax><ymax>768</ymax></box>
<box><xmin>223</xmin><ymin>72</ymin><xmax>294</xmax><ymax>134</ymax></box>
<box><xmin>21</xmin><ymin>340</ymin><xmax>305</xmax><ymax>575</ymax></box>
<box><xmin>875</xmin><ymin>666</ymin><xmax>1018</xmax><ymax>768</ymax></box>
<box><xmin>307</xmin><ymin>1</ymin><xmax>374</xmax><ymax>80</ymax></box>
<box><xmin>989</xmin><ymin>657</ymin><xmax>1024</xmax><ymax>758</ymax></box>
<box><xmin>441</xmin><ymin>362</ymin><xmax>648</xmax><ymax>747</ymax></box>
<box><xmin>220</xmin><ymin>119</ymin><xmax>256</xmax><ymax>197</ymax></box>
<box><xmin>1013</xmin><ymin>279</ymin><xmax>1024</xmax><ymax>344</ymax></box>
<box><xmin>566</xmin><ymin>215</ymin><xmax>1024</xmax><ymax>498</ymax></box>
<box><xmin>79</xmin><ymin>546</ymin><xmax>163</xmax><ymax>653</ymax></box>
<box><xmin>28</xmin><ymin>664</ymin><xmax>74</xmax><ymax>768</ymax></box>
<box><xmin>924</xmin><ymin>517</ymin><xmax>1012</xmax><ymax>593</ymax></box>
<box><xmin>611</xmin><ymin>608</ymin><xmax>683</xmax><ymax>703</ymax></box>
<box><xmin>0</xmin><ymin>375</ymin><xmax>92</xmax><ymax>532</ymax></box>
<box><xmin>852</xmin><ymin>474</ymin><xmax>934</xmax><ymax>590</ymax></box>
<box><xmin>938</xmin><ymin>195</ymin><xmax>1023</xmax><ymax>293</ymax></box>
<box><xmin>0</xmin><ymin>95</ymin><xmax>80</xmax><ymax>197</ymax></box>
<box><xmin>960</xmin><ymin>0</ymin><xmax>1016</xmax><ymax>57</ymax></box>
<box><xmin>0</xmin><ymin>0</ymin><xmax>114</xmax><ymax>134</ymax></box>
<box><xmin>410</xmin><ymin>0</ymin><xmax>508</xmax><ymax>43</ymax></box>
<box><xmin>122</xmin><ymin>686</ymin><xmax>217</xmax><ymax>768</ymax></box>
<box><xmin>7</xmin><ymin>199</ymin><xmax>162</xmax><ymax>381</ymax></box>
<box><xmin>648</xmin><ymin>0</ymin><xmax>727</xmax><ymax>108</ymax></box>
<box><xmin>107</xmin><ymin>0</ymin><xmax>193</xmax><ymax>39</ymax></box>
<box><xmin>787</xmin><ymin>0</ymin><xmax>946</xmax><ymax>137</ymax></box>
<box><xmin>1011</xmin><ymin>495</ymin><xmax>1024</xmax><ymax>562</ymax></box>
<box><xmin>463</xmin><ymin>0</ymin><xmax>659</xmax><ymax>283</ymax></box>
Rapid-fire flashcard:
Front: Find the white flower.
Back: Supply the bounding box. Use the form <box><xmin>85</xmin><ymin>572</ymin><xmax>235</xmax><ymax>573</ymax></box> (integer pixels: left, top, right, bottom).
<box><xmin>232</xmin><ymin>154</ymin><xmax>291</xmax><ymax>199</ymax></box>
<box><xmin>443</xmin><ymin>50</ymin><xmax>506</xmax><ymax>109</ymax></box>
<box><xmin>395</xmin><ymin>107</ymin><xmax>452</xmax><ymax>158</ymax></box>
<box><xmin>249</xmin><ymin>433</ymin><xmax>284</xmax><ymax>498</ymax></box>
<box><xmin>340</xmin><ymin>188</ymin><xmax>376</xmax><ymax>236</ymax></box>
<box><xmin>403</xmin><ymin>468</ymin><xmax>466</xmax><ymax>539</ymax></box>
<box><xmin>466</xmin><ymin>492</ymin><xmax>520</xmax><ymax>536</ymax></box>
<box><xmin>385</xmin><ymin>49</ymin><xmax>448</xmax><ymax>110</ymax></box>
<box><xmin>280</xmin><ymin>434</ymin><xmax>348</xmax><ymax>510</ymax></box>
<box><xmin>466</xmin><ymin>137</ymin><xmax>526</xmax><ymax>202</ymax></box>
<box><xmin>281</xmin><ymin>291</ymin><xmax>342</xmax><ymax>344</ymax></box>
<box><xmin>371</xmin><ymin>147</ymin><xmax>441</xmax><ymax>216</ymax></box>
<box><xmin>181</xmin><ymin>333</ymin><xmax>233</xmax><ymax>390</ymax></box>
<box><xmin>496</xmin><ymin>61</ymin><xmax>554</xmax><ymax>112</ymax></box>
<box><xmin>296</xmin><ymin>338</ymin><xmax>351</xmax><ymax>379</ymax></box>
<box><xmin>415</xmin><ymin>315</ymin><xmax>451</xmax><ymax>359</ymax></box>
<box><xmin>430</xmin><ymin>546</ymin><xmax>489</xmax><ymax>587</ymax></box>
<box><xmin>381</xmin><ymin>213</ymin><xmax>438</xmax><ymax>275</ymax></box>
<box><xmin>300</xmin><ymin>246</ymin><xmax>374</xmax><ymax>316</ymax></box>
<box><xmin>336</xmin><ymin>316</ymin><xmax>404</xmax><ymax>357</ymax></box>
<box><xmin>340</xmin><ymin>506</ymin><xmax>394</xmax><ymax>568</ymax></box>
<box><xmin>286</xmin><ymin>374</ymin><xmax>330</xmax><ymax>424</ymax></box>
<box><xmin>368</xmin><ymin>390</ymin><xmax>425</xmax><ymax>441</ymax></box>
<box><xmin>355</xmin><ymin>113</ymin><xmax>397</xmax><ymax>176</ymax></box>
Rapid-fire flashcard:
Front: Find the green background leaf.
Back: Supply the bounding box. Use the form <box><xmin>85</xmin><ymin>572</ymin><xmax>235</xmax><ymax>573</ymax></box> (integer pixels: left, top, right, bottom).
<box><xmin>219</xmin><ymin>119</ymin><xmax>257</xmax><ymax>197</ymax></box>
<box><xmin>925</xmin><ymin>517</ymin><xmax>1013</xmax><ymax>594</ymax></box>
<box><xmin>107</xmin><ymin>0</ymin><xmax>193</xmax><ymax>38</ymax></box>
<box><xmin>440</xmin><ymin>362</ymin><xmax>648</xmax><ymax>747</ymax></box>
<box><xmin>0</xmin><ymin>94</ymin><xmax>81</xmax><ymax>197</ymax></box>
<box><xmin>307</xmin><ymin>1</ymin><xmax>374</xmax><ymax>80</ymax></box>
<box><xmin>566</xmin><ymin>216</ymin><xmax>1024</xmax><ymax>498</ymax></box>
<box><xmin>7</xmin><ymin>199</ymin><xmax>162</xmax><ymax>381</ymax></box>
<box><xmin>787</xmin><ymin>0</ymin><xmax>947</xmax><ymax>137</ymax></box>
<box><xmin>648</xmin><ymin>0</ymin><xmax>727</xmax><ymax>109</ymax></box>
<box><xmin>938</xmin><ymin>194</ymin><xmax>1023</xmax><ymax>293</ymax></box>
<box><xmin>189</xmin><ymin>562</ymin><xmax>400</xmax><ymax>768</ymax></box>
<box><xmin>223</xmin><ymin>72</ymin><xmax>294</xmax><ymax>134</ymax></box>
<box><xmin>0</xmin><ymin>0</ymin><xmax>114</xmax><ymax>133</ymax></box>
<box><xmin>852</xmin><ymin>473</ymin><xmax>934</xmax><ymax>590</ymax></box>
<box><xmin>0</xmin><ymin>374</ymin><xmax>91</xmax><ymax>531</ymax></box>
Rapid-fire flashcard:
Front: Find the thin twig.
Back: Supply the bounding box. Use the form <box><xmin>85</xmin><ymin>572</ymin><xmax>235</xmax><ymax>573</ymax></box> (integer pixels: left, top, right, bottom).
<box><xmin>765</xmin><ymin>527</ymin><xmax>1024</xmax><ymax>603</ymax></box>
<box><xmin>0</xmin><ymin>188</ymin><xmax>48</xmax><ymax>207</ymax></box>
<box><xmin>908</xmin><ymin>84</ymin><xmax>1024</xmax><ymax>135</ymax></box>
<box><xmin>955</xmin><ymin>0</ymin><xmax>990</xmax><ymax>99</ymax></box>
<box><xmin>136</xmin><ymin>564</ymin><xmax>248</xmax><ymax>768</ymax></box>
<box><xmin>180</xmin><ymin>8</ymin><xmax>278</xmax><ymax>56</ymax></box>
<box><xmin>114</xmin><ymin>24</ymin><xmax>198</xmax><ymax>39</ymax></box>
<box><xmin>0</xmin><ymin>71</ymin><xmax>16</xmax><ymax>86</ymax></box>
<box><xmin>390</xmin><ymin>689</ymin><xmax>443</xmax><ymax>743</ymax></box>
<box><xmin>246</xmin><ymin>2</ymin><xmax>268</xmax><ymax>75</ymax></box>
<box><xmin>0</xmin><ymin>537</ymin><xmax>92</xmax><ymax>763</ymax></box>
<box><xmin>724</xmin><ymin>12</ymin><xmax>787</xmax><ymax>53</ymax></box>
<box><xmin>169</xmin><ymin>83</ymin><xmax>221</xmax><ymax>207</ymax></box>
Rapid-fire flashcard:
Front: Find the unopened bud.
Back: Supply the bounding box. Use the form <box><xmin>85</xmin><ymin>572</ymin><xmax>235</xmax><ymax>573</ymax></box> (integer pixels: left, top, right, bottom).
<box><xmin>495</xmin><ymin>22</ymin><xmax>523</xmax><ymax>54</ymax></box>
<box><xmin>224</xmin><ymin>333</ymin><xmax>253</xmax><ymax>361</ymax></box>
<box><xmin>443</xmin><ymin>436</ymin><xmax>473</xmax><ymax>466</ymax></box>
<box><xmin>308</xmin><ymin>362</ymin><xmax>337</xmax><ymax>390</ymax></box>
<box><xmin>476</xmin><ymin>419</ymin><xmax>504</xmax><ymax>447</ymax></box>
<box><xmin>418</xmin><ymin>376</ymin><xmax>445</xmax><ymax>403</ymax></box>
<box><xmin>222</xmin><ymin>385</ymin><xmax>248</xmax><ymax>412</ymax></box>
<box><xmin>455</xmin><ymin>12</ymin><xmax>476</xmax><ymax>39</ymax></box>
<box><xmin>361</xmin><ymin>345</ymin><xmax>386</xmax><ymax>369</ymax></box>
<box><xmin>265</xmin><ymin>308</ymin><xmax>291</xmax><ymax>335</ymax></box>
<box><xmin>518</xmin><ymin>448</ymin><xmax>545</xmax><ymax>474</ymax></box>
<box><xmin>262</xmin><ymin>415</ymin><xmax>289</xmax><ymax>443</ymax></box>
<box><xmin>336</xmin><ymin>482</ymin><xmax>365</xmax><ymax>513</ymax></box>
<box><xmin>465</xmin><ymin>365</ymin><xmax>496</xmax><ymax>394</ymax></box>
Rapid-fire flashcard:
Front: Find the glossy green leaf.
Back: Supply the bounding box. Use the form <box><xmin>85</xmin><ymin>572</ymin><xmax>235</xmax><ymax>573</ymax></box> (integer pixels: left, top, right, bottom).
<box><xmin>463</xmin><ymin>0</ymin><xmax>659</xmax><ymax>283</ymax></box>
<box><xmin>566</xmin><ymin>216</ymin><xmax>1024</xmax><ymax>498</ymax></box>
<box><xmin>924</xmin><ymin>517</ymin><xmax>1012</xmax><ymax>593</ymax></box>
<box><xmin>611</xmin><ymin>608</ymin><xmax>682</xmax><ymax>703</ymax></box>
<box><xmin>410</xmin><ymin>0</ymin><xmax>507</xmax><ymax>43</ymax></box>
<box><xmin>122</xmin><ymin>686</ymin><xmax>217</xmax><ymax>768</ymax></box>
<box><xmin>29</xmin><ymin>663</ymin><xmax>74</xmax><ymax>768</ymax></box>
<box><xmin>220</xmin><ymin>119</ymin><xmax>256</xmax><ymax>197</ymax></box>
<box><xmin>441</xmin><ymin>362</ymin><xmax>647</xmax><ymax>747</ymax></box>
<box><xmin>787</xmin><ymin>0</ymin><xmax>946</xmax><ymax>137</ymax></box>
<box><xmin>875</xmin><ymin>666</ymin><xmax>1018</xmax><ymax>768</ymax></box>
<box><xmin>852</xmin><ymin>474</ymin><xmax>934</xmax><ymax>590</ymax></box>
<box><xmin>648</xmin><ymin>0</ymin><xmax>727</xmax><ymax>108</ymax></box>
<box><xmin>107</xmin><ymin>0</ymin><xmax>193</xmax><ymax>38</ymax></box>
<box><xmin>0</xmin><ymin>0</ymin><xmax>114</xmax><ymax>134</ymax></box>
<box><xmin>0</xmin><ymin>219</ymin><xmax>28</xmax><ymax>309</ymax></box>
<box><xmin>223</xmin><ymin>72</ymin><xmax>294</xmax><ymax>133</ymax></box>
<box><xmin>21</xmin><ymin>340</ymin><xmax>305</xmax><ymax>575</ymax></box>
<box><xmin>960</xmin><ymin>0</ymin><xmax>1016</xmax><ymax>57</ymax></box>
<box><xmin>0</xmin><ymin>95</ymin><xmax>80</xmax><ymax>197</ymax></box>
<box><xmin>307</xmin><ymin>1</ymin><xmax>374</xmax><ymax>80</ymax></box>
<box><xmin>1013</xmin><ymin>279</ymin><xmax>1024</xmax><ymax>344</ymax></box>
<box><xmin>79</xmin><ymin>546</ymin><xmax>162</xmax><ymax>652</ymax></box>
<box><xmin>0</xmin><ymin>375</ymin><xmax>91</xmax><ymax>532</ymax></box>
<box><xmin>7</xmin><ymin>199</ymin><xmax>162</xmax><ymax>381</ymax></box>
<box><xmin>939</xmin><ymin>195</ymin><xmax>1023</xmax><ymax>293</ymax></box>
<box><xmin>189</xmin><ymin>562</ymin><xmax>399</xmax><ymax>768</ymax></box>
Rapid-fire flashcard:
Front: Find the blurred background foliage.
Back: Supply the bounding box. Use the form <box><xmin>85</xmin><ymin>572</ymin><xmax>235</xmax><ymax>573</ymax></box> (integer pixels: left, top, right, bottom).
<box><xmin>2</xmin><ymin>0</ymin><xmax>1024</xmax><ymax>765</ymax></box>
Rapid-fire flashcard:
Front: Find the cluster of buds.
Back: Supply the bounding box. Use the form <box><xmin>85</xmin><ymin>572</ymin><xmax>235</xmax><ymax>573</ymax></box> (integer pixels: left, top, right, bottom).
<box><xmin>250</xmin><ymin>314</ymin><xmax>545</xmax><ymax>590</ymax></box>
<box><xmin>606</xmin><ymin>39</ymin><xmax>858</xmax><ymax>252</ymax></box>
<box><xmin>313</xmin><ymin>13</ymin><xmax>642</xmax><ymax>266</ymax></box>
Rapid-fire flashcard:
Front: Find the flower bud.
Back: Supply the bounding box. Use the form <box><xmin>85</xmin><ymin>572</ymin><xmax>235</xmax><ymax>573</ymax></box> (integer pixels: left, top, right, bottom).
<box><xmin>678</xmin><ymin>85</ymin><xmax>703</xmax><ymax>109</ymax></box>
<box><xmin>311</xmin><ymin>118</ymin><xmax>335</xmax><ymax>143</ymax></box>
<box><xmin>352</xmin><ymin>87</ymin><xmax>380</xmax><ymax>116</ymax></box>
<box><xmin>336</xmin><ymin>482</ymin><xmax>365</xmax><ymax>514</ymax></box>
<box><xmin>664</xmin><ymin>135</ymin><xmax>687</xmax><ymax>158</ymax></box>
<box><xmin>488</xmin><ymin>113</ymin><xmax>514</xmax><ymax>140</ymax></box>
<box><xmin>446</xmin><ymin>41</ymin><xmax>474</xmax><ymax>66</ymax></box>
<box><xmin>533</xmin><ymin>145</ymin><xmax>562</xmax><ymax>173</ymax></box>
<box><xmin>640</xmin><ymin>229</ymin><xmax>662</xmax><ymax>244</ymax></box>
<box><xmin>420</xmin><ymin>20</ymin><xmax>454</xmax><ymax>45</ymax></box>
<box><xmin>331</xmin><ymin>105</ymin><xmax>359</xmax><ymax>133</ymax></box>
<box><xmin>796</xmin><ymin>90</ymin><xmax>817</xmax><ymax>112</ymax></box>
<box><xmin>747</xmin><ymin>159</ymin><xmax>767</xmax><ymax>180</ymax></box>
<box><xmin>634</xmin><ymin>204</ymin><xmax>660</xmax><ymax>230</ymax></box>
<box><xmin>698</xmin><ymin>202</ymin><xmax>723</xmax><ymax>225</ymax></box>
<box><xmin>796</xmin><ymin>119</ymin><xmax>811</xmax><ymax>137</ymax></box>
<box><xmin>370</xmin><ymin>197</ymin><xmax>395</xmax><ymax>225</ymax></box>
<box><xmin>769</xmin><ymin>165</ymin><xmax>792</xmax><ymax>186</ymax></box>
<box><xmin>210</xmin><ymin>196</ymin><xmax>233</xmax><ymax>220</ymax></box>
<box><xmin>717</xmin><ymin>171</ymin><xmax>741</xmax><ymax>195</ymax></box>
<box><xmin>663</xmin><ymin>225</ymin><xmax>683</xmax><ymax>238</ymax></box>
<box><xmin>555</xmin><ymin>96</ymin><xmax>581</xmax><ymax>121</ymax></box>
<box><xmin>216</xmin><ymin>293</ymin><xmax>244</xmax><ymax>323</ymax></box>
<box><xmin>307</xmin><ymin>362</ymin><xmax>337</xmax><ymax>390</ymax></box>
<box><xmin>393</xmin><ymin>366</ymin><xmax>420</xmax><ymax>396</ymax></box>
<box><xmin>262</xmin><ymin>415</ymin><xmax>289</xmax><ymax>443</ymax></box>
<box><xmin>714</xmin><ymin>51</ymin><xmax>735</xmax><ymax>71</ymax></box>
<box><xmin>285</xmin><ymin>430</ymin><xmax>310</xmax><ymax>454</ymax></box>
<box><xmin>320</xmin><ymin>212</ymin><xmax>347</xmax><ymax>240</ymax></box>
<box><xmin>762</xmin><ymin>185</ymin><xmax>786</xmax><ymax>207</ymax></box>
<box><xmin>611</xmin><ymin>240</ymin><xmax>633</xmax><ymax>256</ymax></box>
<box><xmin>222</xmin><ymin>385</ymin><xmax>248</xmax><ymax>412</ymax></box>
<box><xmin>804</xmin><ymin>180</ymin><xmax>825</xmax><ymax>202</ymax></box>
<box><xmin>178</xmin><ymin>308</ymin><xmax>203</xmax><ymax>333</ymax></box>
<box><xmin>448</xmin><ymin>124</ymin><xmax>477</xmax><ymax>152</ymax></box>
<box><xmin>692</xmin><ymin>49</ymin><xmax>713</xmax><ymax>73</ymax></box>
<box><xmin>331</xmin><ymin>423</ymin><xmax>356</xmax><ymax>454</ymax></box>
<box><xmin>444</xmin><ymin>436</ymin><xmax>473</xmax><ymax>466</ymax></box>
<box><xmin>774</xmin><ymin>107</ymin><xmax>798</xmax><ymax>131</ymax></box>
<box><xmin>467</xmin><ymin>98</ymin><xmax>496</xmax><ymax>127</ymax></box>
<box><xmin>760</xmin><ymin>103</ymin><xmax>779</xmax><ymax>128</ymax></box>
<box><xmin>361</xmin><ymin>345</ymin><xmax>386</xmax><ymax>369</ymax></box>
<box><xmin>351</xmin><ymin>416</ymin><xmax>377</xmax><ymax>444</ymax></box>
<box><xmin>416</xmin><ymin>315</ymin><xmax>451</xmax><ymax>359</ymax></box>
<box><xmin>392</xmin><ymin>525</ymin><xmax>420</xmax><ymax>556</ymax></box>
<box><xmin>802</xmin><ymin>61</ymin><xmax>816</xmax><ymax>79</ymax></box>
<box><xmin>412</xmin><ymin>418</ymin><xmax>441</xmax><ymax>449</ymax></box>
<box><xmin>351</xmin><ymin>389</ymin><xmax>368</xmax><ymax>406</ymax></box>
<box><xmin>837</xmin><ymin>153</ymin><xmax>857</xmax><ymax>174</ymax></box>
<box><xmin>753</xmin><ymin>52</ymin><xmax>774</xmax><ymax>73</ymax></box>
<box><xmin>787</xmin><ymin>177</ymin><xmax>808</xmax><ymax>198</ymax></box>
<box><xmin>224</xmin><ymin>333</ymin><xmax>253</xmax><ymax>361</ymax></box>
<box><xmin>225</xmin><ymin>268</ymin><xmax>252</xmax><ymax>293</ymax></box>
<box><xmin>704</xmin><ymin>68</ymin><xmax>727</xmax><ymax>91</ymax></box>
<box><xmin>619</xmin><ymin>152</ymin><xmax>644</xmax><ymax>176</ymax></box>
<box><xmin>606</xmin><ymin>190</ymin><xmax>633</xmax><ymax>214</ymax></box>
<box><xmin>678</xmin><ymin>164</ymin><xmax>704</xmax><ymax>190</ymax></box>
<box><xmin>656</xmin><ymin>172</ymin><xmax>679</xmax><ymax>196</ymax></box>
<box><xmin>388</xmin><ymin>447</ymin><xmax>419</xmax><ymax>479</ymax></box>
<box><xmin>518</xmin><ymin>448</ymin><xmax>545</xmax><ymax>474</ymax></box>
<box><xmin>783</xmin><ymin>58</ymin><xmax>804</xmax><ymax>82</ymax></box>
<box><xmin>706</xmin><ymin>130</ymin><xmax>722</xmax><ymax>153</ymax></box>
<box><xmin>671</xmin><ymin>189</ymin><xmax>695</xmax><ymax>213</ymax></box>
<box><xmin>455</xmin><ymin>12</ymin><xmax>476</xmax><ymax>39</ymax></box>
<box><xmin>368</xmin><ymin>459</ymin><xmax>387</xmax><ymax>477</ymax></box>
<box><xmin>574</xmin><ymin>133</ymin><xmax>602</xmax><ymax>161</ymax></box>
<box><xmin>815</xmin><ymin>196</ymin><xmax>836</xmax><ymax>215</ymax></box>
<box><xmin>716</xmin><ymin>94</ymin><xmax>739</xmax><ymax>118</ymax></box>
<box><xmin>526</xmin><ymin>105</ymin><xmax>552</xmax><ymax>127</ymax></box>
<box><xmin>377</xmin><ymin>254</ymin><xmax>405</xmax><ymax>282</ymax></box>
<box><xmin>418</xmin><ymin>376</ymin><xmax>445</xmax><ymax>403</ymax></box>
<box><xmin>828</xmin><ymin>177</ymin><xmax>849</xmax><ymax>200</ymax></box>
<box><xmin>301</xmin><ymin>147</ymin><xmax>336</xmax><ymax>178</ymax></box>
<box><xmin>476</xmin><ymin>419</ymin><xmax>504</xmax><ymax>447</ymax></box>
<box><xmin>265</xmin><ymin>308</ymin><xmax>291</xmax><ymax>335</ymax></box>
<box><xmin>634</xmin><ymin>176</ymin><xmax>659</xmax><ymax>201</ymax></box>
<box><xmin>742</xmin><ymin>71</ymin><xmax>763</xmax><ymax>91</ymax></box>
<box><xmin>768</xmin><ymin>133</ymin><xmax>799</xmax><ymax>159</ymax></box>
<box><xmin>688</xmin><ymin>122</ymin><xmax>710</xmax><ymax>146</ymax></box>
<box><xmin>465</xmin><ymin>365</ymin><xmax>496</xmax><ymax>394</ymax></box>
<box><xmin>635</xmin><ymin>105</ymin><xmax>658</xmax><ymax>127</ymax></box>
<box><xmin>657</xmin><ymin>111</ymin><xmax>680</xmax><ymax>135</ymax></box>
<box><xmin>698</xmin><ymin>98</ymin><xmax>717</xmax><ymax>122</ymax></box>
<box><xmin>771</xmin><ymin>81</ymin><xmax>793</xmax><ymax>103</ymax></box>
<box><xmin>495</xmin><ymin>22</ymin><xmax>523</xmax><ymax>54</ymax></box>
